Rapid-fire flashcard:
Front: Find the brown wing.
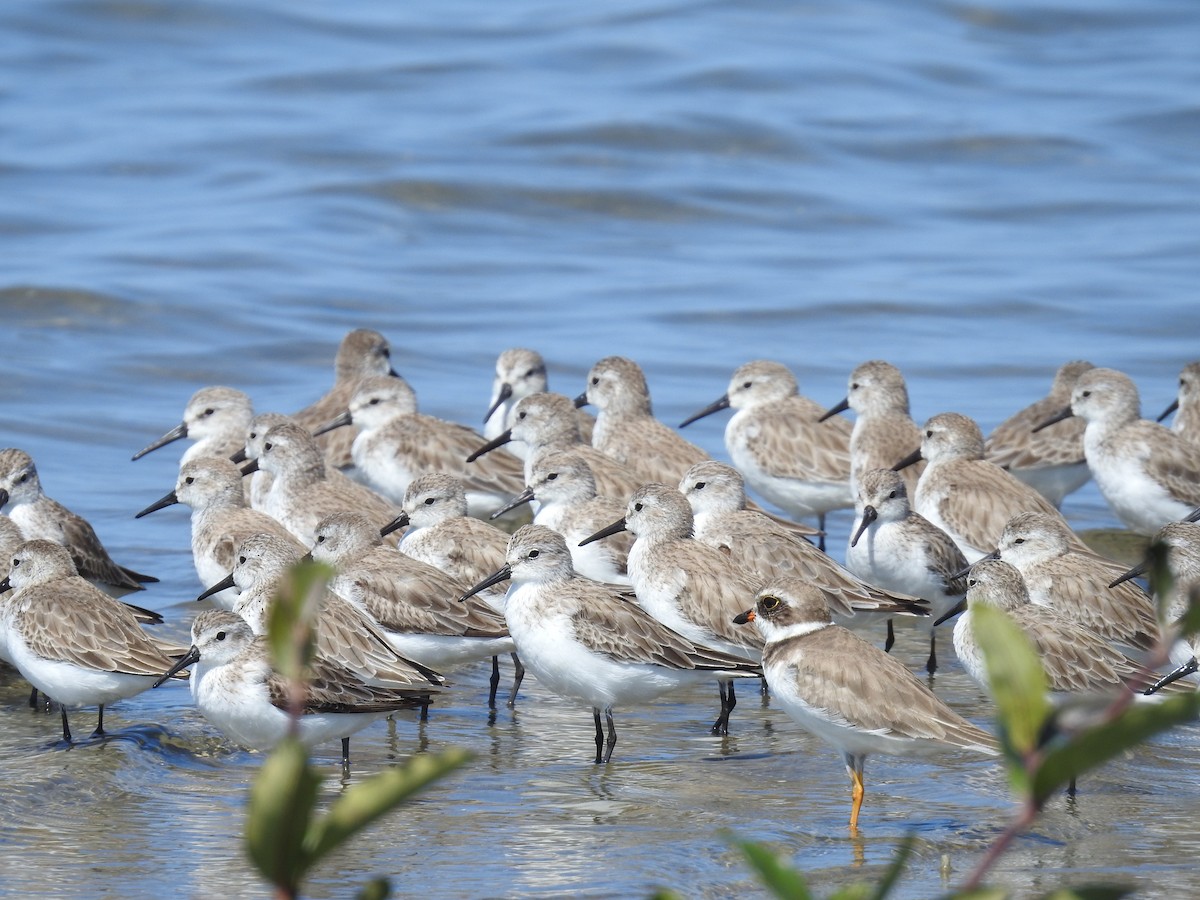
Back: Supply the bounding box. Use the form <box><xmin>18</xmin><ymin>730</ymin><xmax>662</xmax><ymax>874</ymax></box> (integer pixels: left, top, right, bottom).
<box><xmin>52</xmin><ymin>501</ymin><xmax>144</xmax><ymax>590</ymax></box>
<box><xmin>1030</xmin><ymin>558</ymin><xmax>1159</xmax><ymax>651</ymax></box>
<box><xmin>744</xmin><ymin>401</ymin><xmax>851</xmax><ymax>484</ymax></box>
<box><xmin>19</xmin><ymin>580</ymin><xmax>174</xmax><ymax>675</ymax></box>
<box><xmin>985</xmin><ymin>397</ymin><xmax>1087</xmax><ymax>469</ymax></box>
<box><xmin>933</xmin><ymin>461</ymin><xmax>1072</xmax><ymax>555</ymax></box>
<box><xmin>1016</xmin><ymin>605</ymin><xmax>1153</xmax><ymax>693</ymax></box>
<box><xmin>767</xmin><ymin>627</ymin><xmax>996</xmax><ymax>750</ymax></box>
<box><xmin>1135</xmin><ymin>423</ymin><xmax>1200</xmax><ymax>507</ymax></box>
<box><xmin>265</xmin><ymin>656</ymin><xmax>429</xmax><ymax>714</ymax></box>
<box><xmin>315</xmin><ymin>592</ymin><xmax>445</xmax><ymax>688</ymax></box>
<box><xmin>661</xmin><ymin>543</ymin><xmax>766</xmax><ymax>651</ymax></box>
<box><xmin>567</xmin><ymin>581</ymin><xmax>757</xmax><ymax>671</ymax></box>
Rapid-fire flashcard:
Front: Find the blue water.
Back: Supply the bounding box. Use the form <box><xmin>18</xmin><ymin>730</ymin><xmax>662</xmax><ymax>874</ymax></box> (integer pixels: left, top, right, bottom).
<box><xmin>2</xmin><ymin>0</ymin><xmax>1200</xmax><ymax>897</ymax></box>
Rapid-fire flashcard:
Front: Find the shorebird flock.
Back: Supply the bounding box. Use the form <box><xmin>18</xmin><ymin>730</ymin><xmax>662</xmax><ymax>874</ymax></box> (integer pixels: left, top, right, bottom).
<box><xmin>2</xmin><ymin>329</ymin><xmax>1200</xmax><ymax>831</ymax></box>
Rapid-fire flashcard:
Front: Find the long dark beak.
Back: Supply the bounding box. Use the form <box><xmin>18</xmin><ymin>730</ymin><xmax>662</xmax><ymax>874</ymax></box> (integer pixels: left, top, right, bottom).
<box><xmin>1144</xmin><ymin>656</ymin><xmax>1198</xmax><ymax>696</ymax></box>
<box><xmin>933</xmin><ymin>597</ymin><xmax>968</xmax><ymax>627</ymax></box>
<box><xmin>1185</xmin><ymin>506</ymin><xmax>1200</xmax><ymax>524</ymax></box>
<box><xmin>1108</xmin><ymin>560</ymin><xmax>1146</xmax><ymax>589</ymax></box>
<box><xmin>818</xmin><ymin>397</ymin><xmax>850</xmax><ymax>423</ymax></box>
<box><xmin>892</xmin><ymin>448</ymin><xmax>923</xmax><ymax>471</ymax></box>
<box><xmin>197</xmin><ymin>573</ymin><xmax>236</xmax><ymax>602</ymax></box>
<box><xmin>312</xmin><ymin>410</ymin><xmax>353</xmax><ymax>437</ymax></box>
<box><xmin>468</xmin><ymin>429</ymin><xmax>512</xmax><ymax>463</ymax></box>
<box><xmin>490</xmin><ymin>487</ymin><xmax>535</xmax><ymax>520</ymax></box>
<box><xmin>1032</xmin><ymin>405</ymin><xmax>1074</xmax><ymax>433</ymax></box>
<box><xmin>1157</xmin><ymin>399</ymin><xmax>1180</xmax><ymax>423</ymax></box>
<box><xmin>380</xmin><ymin>511</ymin><xmax>410</xmax><ymax>538</ymax></box>
<box><xmin>239</xmin><ymin>459</ymin><xmax>259</xmax><ymax>477</ymax></box>
<box><xmin>460</xmin><ymin>564</ymin><xmax>511</xmax><ymax>602</ymax></box>
<box><xmin>229</xmin><ymin>447</ymin><xmax>248</xmax><ymax>464</ymax></box>
<box><xmin>153</xmin><ymin>645</ymin><xmax>201</xmax><ymax>688</ymax></box>
<box><xmin>0</xmin><ymin>575</ymin><xmax>10</xmax><ymax>593</ymax></box>
<box><xmin>679</xmin><ymin>394</ymin><xmax>730</xmax><ymax>428</ymax></box>
<box><xmin>132</xmin><ymin>422</ymin><xmax>188</xmax><ymax>461</ymax></box>
<box><xmin>849</xmin><ymin>506</ymin><xmax>878</xmax><ymax>548</ymax></box>
<box><xmin>733</xmin><ymin>608</ymin><xmax>756</xmax><ymax>625</ymax></box>
<box><xmin>484</xmin><ymin>383</ymin><xmax>513</xmax><ymax>424</ymax></box>
<box><xmin>135</xmin><ymin>490</ymin><xmax>179</xmax><ymax>519</ymax></box>
<box><xmin>0</xmin><ymin>488</ymin><xmax>9</xmax><ymax>509</ymax></box>
<box><xmin>953</xmin><ymin>549</ymin><xmax>998</xmax><ymax>580</ymax></box>
<box><xmin>578</xmin><ymin>517</ymin><xmax>627</xmax><ymax>547</ymax></box>
<box><xmin>573</xmin><ymin>392</ymin><xmax>589</xmax><ymax>409</ymax></box>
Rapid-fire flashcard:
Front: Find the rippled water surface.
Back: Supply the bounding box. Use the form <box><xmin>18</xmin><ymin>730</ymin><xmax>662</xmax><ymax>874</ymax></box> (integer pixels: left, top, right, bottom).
<box><xmin>3</xmin><ymin>1</ymin><xmax>1200</xmax><ymax>897</ymax></box>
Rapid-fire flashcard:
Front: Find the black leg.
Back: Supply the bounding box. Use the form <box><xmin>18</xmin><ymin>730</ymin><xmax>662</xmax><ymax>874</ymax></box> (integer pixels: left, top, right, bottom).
<box><xmin>712</xmin><ymin>680</ymin><xmax>736</xmax><ymax>735</ymax></box>
<box><xmin>342</xmin><ymin>737</ymin><xmax>351</xmax><ymax>774</ymax></box>
<box><xmin>926</xmin><ymin>630</ymin><xmax>938</xmax><ymax>675</ymax></box>
<box><xmin>508</xmin><ymin>652</ymin><xmax>525</xmax><ymax>708</ymax></box>
<box><xmin>28</xmin><ymin>687</ymin><xmax>39</xmax><ymax>709</ymax></box>
<box><xmin>420</xmin><ymin>697</ymin><xmax>430</xmax><ymax>722</ymax></box>
<box><xmin>60</xmin><ymin>707</ymin><xmax>72</xmax><ymax>743</ymax></box>
<box><xmin>92</xmin><ymin>705</ymin><xmax>106</xmax><ymax>737</ymax></box>
<box><xmin>592</xmin><ymin>708</ymin><xmax>604</xmax><ymax>764</ymax></box>
<box><xmin>488</xmin><ymin>656</ymin><xmax>500</xmax><ymax>709</ymax></box>
<box><xmin>603</xmin><ymin>707</ymin><xmax>617</xmax><ymax>763</ymax></box>
<box><xmin>1067</xmin><ymin>776</ymin><xmax>1077</xmax><ymax>797</ymax></box>
<box><xmin>817</xmin><ymin>513</ymin><xmax>826</xmax><ymax>553</ymax></box>
<box><xmin>884</xmin><ymin>618</ymin><xmax>895</xmax><ymax>653</ymax></box>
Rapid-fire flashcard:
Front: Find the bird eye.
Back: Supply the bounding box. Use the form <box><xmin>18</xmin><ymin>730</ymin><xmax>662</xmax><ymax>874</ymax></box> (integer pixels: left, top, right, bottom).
<box><xmin>1014</xmin><ymin>538</ymin><xmax>1024</xmax><ymax>544</ymax></box>
<box><xmin>369</xmin><ymin>397</ymin><xmax>380</xmax><ymax>405</ymax></box>
<box><xmin>888</xmin><ymin>490</ymin><xmax>896</xmax><ymax>499</ymax></box>
<box><xmin>761</xmin><ymin>596</ymin><xmax>780</xmax><ymax>610</ymax></box>
<box><xmin>547</xmin><ymin>473</ymin><xmax>558</xmax><ymax>481</ymax></box>
<box><xmin>203</xmin><ymin>408</ymin><xmax>214</xmax><ymax>416</ymax></box>
<box><xmin>249</xmin><ymin>431</ymin><xmax>257</xmax><ymax>440</ymax></box>
<box><xmin>850</xmin><ymin>383</ymin><xmax>859</xmax><ymax>390</ymax></box>
<box><xmin>18</xmin><ymin>473</ymin><xmax>28</xmax><ymax>483</ymax></box>
<box><xmin>694</xmin><ymin>481</ymin><xmax>706</xmax><ymax>490</ymax></box>
<box><xmin>185</xmin><ymin>476</ymin><xmax>195</xmax><ymax>485</ymax></box>
<box><xmin>215</xmin><ymin>631</ymin><xmax>226</xmax><ymax>641</ymax></box>
<box><xmin>264</xmin><ymin>442</ymin><xmax>273</xmax><ymax>451</ymax></box>
<box><xmin>382</xmin><ymin>347</ymin><xmax>391</xmax><ymax>358</ymax></box>
<box><xmin>517</xmin><ymin>411</ymin><xmax>526</xmax><ymax>420</ymax></box>
<box><xmin>967</xmin><ymin>577</ymin><xmax>977</xmax><ymax>587</ymax></box>
<box><xmin>424</xmin><ymin>497</ymin><xmax>435</xmax><ymax>505</ymax></box>
<box><xmin>11</xmin><ymin>558</ymin><xmax>19</xmax><ymax>567</ymax></box>
<box><xmin>742</xmin><ymin>381</ymin><xmax>752</xmax><ymax>389</ymax></box>
<box><xmin>634</xmin><ymin>502</ymin><xmax>643</xmax><ymax>512</ymax></box>
<box><xmin>1081</xmin><ymin>390</ymin><xmax>1091</xmax><ymax>398</ymax></box>
<box><xmin>528</xmin><ymin>549</ymin><xmax>539</xmax><ymax>559</ymax></box>
<box><xmin>317</xmin><ymin>535</ymin><xmax>325</xmax><ymax>543</ymax></box>
<box><xmin>239</xmin><ymin>555</ymin><xmax>246</xmax><ymax>564</ymax></box>
<box><xmin>591</xmin><ymin>376</ymin><xmax>600</xmax><ymax>385</ymax></box>
<box><xmin>925</xmin><ymin>430</ymin><xmax>933</xmax><ymax>438</ymax></box>
<box><xmin>524</xmin><ymin>368</ymin><xmax>536</xmax><ymax>377</ymax></box>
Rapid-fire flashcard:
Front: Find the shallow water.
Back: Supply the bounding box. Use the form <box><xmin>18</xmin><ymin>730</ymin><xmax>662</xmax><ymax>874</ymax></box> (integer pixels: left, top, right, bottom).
<box><xmin>2</xmin><ymin>0</ymin><xmax>1200</xmax><ymax>897</ymax></box>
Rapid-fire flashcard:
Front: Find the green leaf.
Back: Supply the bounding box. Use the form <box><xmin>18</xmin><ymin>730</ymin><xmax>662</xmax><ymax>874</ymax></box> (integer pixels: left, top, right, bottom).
<box><xmin>245</xmin><ymin>738</ymin><xmax>322</xmax><ymax>892</ymax></box>
<box><xmin>1032</xmin><ymin>691</ymin><xmax>1200</xmax><ymax>804</ymax></box>
<box><xmin>303</xmin><ymin>748</ymin><xmax>472</xmax><ymax>864</ymax></box>
<box><xmin>1173</xmin><ymin>583</ymin><xmax>1200</xmax><ymax>641</ymax></box>
<box><xmin>733</xmin><ymin>840</ymin><xmax>813</xmax><ymax>900</ymax></box>
<box><xmin>267</xmin><ymin>560</ymin><xmax>333</xmax><ymax>683</ymax></box>
<box><xmin>970</xmin><ymin>603</ymin><xmax>1050</xmax><ymax>788</ymax></box>
<box><xmin>1143</xmin><ymin>540</ymin><xmax>1175</xmax><ymax>624</ymax></box>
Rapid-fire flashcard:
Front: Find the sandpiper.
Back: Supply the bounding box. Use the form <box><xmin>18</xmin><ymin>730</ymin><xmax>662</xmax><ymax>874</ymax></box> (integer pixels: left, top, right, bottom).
<box><xmin>131</xmin><ymin>385</ymin><xmax>254</xmax><ymax>465</ymax></box>
<box><xmin>484</xmin><ymin>348</ymin><xmax>594</xmax><ymax>457</ymax></box>
<box><xmin>1156</xmin><ymin>361</ymin><xmax>1200</xmax><ymax>444</ymax></box>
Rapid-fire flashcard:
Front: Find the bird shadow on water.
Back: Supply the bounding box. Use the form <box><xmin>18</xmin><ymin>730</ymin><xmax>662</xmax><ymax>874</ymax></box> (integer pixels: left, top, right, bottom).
<box><xmin>38</xmin><ymin>723</ymin><xmax>242</xmax><ymax>771</ymax></box>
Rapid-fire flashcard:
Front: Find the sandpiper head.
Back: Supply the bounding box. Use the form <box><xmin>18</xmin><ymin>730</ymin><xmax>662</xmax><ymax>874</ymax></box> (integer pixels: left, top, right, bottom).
<box><xmin>1153</xmin><ymin>522</ymin><xmax>1200</xmax><ymax>577</ymax></box>
<box><xmin>486</xmin><ymin>348</ymin><xmax>548</xmax><ymax>422</ymax></box>
<box><xmin>0</xmin><ymin>449</ymin><xmax>43</xmax><ymax>508</ymax></box>
<box><xmin>996</xmin><ymin>511</ymin><xmax>1071</xmax><ymax>568</ymax></box>
<box><xmin>965</xmin><ymin>558</ymin><xmax>1030</xmax><ymax>612</ymax></box>
<box><xmin>347</xmin><ymin>374</ymin><xmax>418</xmax><ymax>429</ymax></box>
<box><xmin>1178</xmin><ymin>362</ymin><xmax>1200</xmax><ymax>404</ymax></box>
<box><xmin>918</xmin><ymin>412</ymin><xmax>985</xmax><ymax>464</ymax></box>
<box><xmin>580</xmin><ymin>356</ymin><xmax>651</xmax><ymax>416</ymax></box>
<box><xmin>177</xmin><ymin>458</ymin><xmax>245</xmax><ymax>507</ymax></box>
<box><xmin>527</xmin><ymin>450</ymin><xmax>598</xmax><ymax>504</ymax></box>
<box><xmin>311</xmin><ymin>511</ymin><xmax>382</xmax><ymax>565</ymax></box>
<box><xmin>240</xmin><ymin>412</ymin><xmax>291</xmax><ymax>463</ymax></box>
<box><xmin>734</xmin><ymin>578</ymin><xmax>832</xmax><ymax>639</ymax></box>
<box><xmin>232</xmin><ymin>532</ymin><xmax>305</xmax><ymax>591</ymax></box>
<box><xmin>184</xmin><ymin>386</ymin><xmax>254</xmax><ymax>441</ymax></box>
<box><xmin>726</xmin><ymin>360</ymin><xmax>799</xmax><ymax>410</ymax></box>
<box><xmin>678</xmin><ymin>460</ymin><xmax>746</xmax><ymax>518</ymax></box>
<box><xmin>259</xmin><ymin>422</ymin><xmax>324</xmax><ymax>479</ymax></box>
<box><xmin>624</xmin><ymin>483</ymin><xmax>694</xmax><ymax>543</ymax></box>
<box><xmin>2</xmin><ymin>539</ymin><xmax>76</xmax><ymax>592</ymax></box>
<box><xmin>850</xmin><ymin>469</ymin><xmax>909</xmax><ymax>547</ymax></box>
<box><xmin>508</xmin><ymin>392</ymin><xmax>581</xmax><ymax>447</ymax></box>
<box><xmin>1069</xmin><ymin>368</ymin><xmax>1141</xmax><ymax>427</ymax></box>
<box><xmin>845</xmin><ymin>360</ymin><xmax>910</xmax><ymax>416</ymax></box>
<box><xmin>189</xmin><ymin>608</ymin><xmax>257</xmax><ymax>665</ymax></box>
<box><xmin>506</xmin><ymin>523</ymin><xmax>575</xmax><ymax>582</ymax></box>
<box><xmin>335</xmin><ymin>328</ymin><xmax>396</xmax><ymax>382</ymax></box>
<box><xmin>402</xmin><ymin>473</ymin><xmax>469</xmax><ymax>526</ymax></box>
